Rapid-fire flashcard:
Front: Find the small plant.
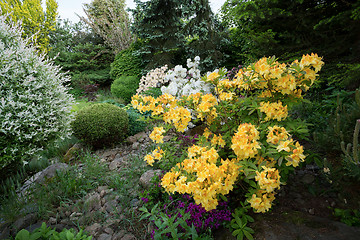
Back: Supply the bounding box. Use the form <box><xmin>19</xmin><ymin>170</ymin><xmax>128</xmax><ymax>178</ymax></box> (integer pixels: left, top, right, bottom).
<box><xmin>230</xmin><ymin>204</ymin><xmax>255</xmax><ymax>240</ymax></box>
<box><xmin>332</xmin><ymin>208</ymin><xmax>360</xmax><ymax>226</ymax></box>
<box><xmin>72</xmin><ymin>103</ymin><xmax>129</xmax><ymax>148</ymax></box>
<box><xmin>111</xmin><ymin>76</ymin><xmax>140</xmax><ymax>103</ymax></box>
<box><xmin>13</xmin><ymin>222</ymin><xmax>92</xmax><ymax>240</ymax></box>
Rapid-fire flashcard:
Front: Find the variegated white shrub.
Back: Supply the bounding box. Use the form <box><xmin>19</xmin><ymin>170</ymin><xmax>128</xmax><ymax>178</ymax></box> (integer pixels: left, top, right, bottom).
<box><xmin>0</xmin><ymin>16</ymin><xmax>74</xmax><ymax>169</ymax></box>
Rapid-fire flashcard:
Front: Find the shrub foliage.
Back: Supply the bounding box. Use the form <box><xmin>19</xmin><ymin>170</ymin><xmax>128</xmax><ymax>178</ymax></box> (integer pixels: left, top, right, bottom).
<box><xmin>111</xmin><ymin>76</ymin><xmax>140</xmax><ymax>103</ymax></box>
<box><xmin>0</xmin><ymin>16</ymin><xmax>74</xmax><ymax>169</ymax></box>
<box><xmin>72</xmin><ymin>103</ymin><xmax>129</xmax><ymax>148</ymax></box>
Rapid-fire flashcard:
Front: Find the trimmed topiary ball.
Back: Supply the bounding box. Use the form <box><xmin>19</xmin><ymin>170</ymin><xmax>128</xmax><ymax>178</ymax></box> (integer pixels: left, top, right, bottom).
<box><xmin>0</xmin><ymin>16</ymin><xmax>74</xmax><ymax>169</ymax></box>
<box><xmin>72</xmin><ymin>103</ymin><xmax>129</xmax><ymax>148</ymax></box>
<box><xmin>111</xmin><ymin>76</ymin><xmax>139</xmax><ymax>104</ymax></box>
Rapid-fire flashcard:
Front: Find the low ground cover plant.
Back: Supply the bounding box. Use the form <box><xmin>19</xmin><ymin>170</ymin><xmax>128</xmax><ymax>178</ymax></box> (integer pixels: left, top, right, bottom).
<box><xmin>133</xmin><ymin>54</ymin><xmax>324</xmax><ymax>237</ymax></box>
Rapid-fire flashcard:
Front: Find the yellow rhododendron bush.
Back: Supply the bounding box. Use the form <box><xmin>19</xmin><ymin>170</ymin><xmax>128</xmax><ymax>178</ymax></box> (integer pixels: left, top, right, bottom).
<box><xmin>132</xmin><ymin>54</ymin><xmax>324</xmax><ymax>213</ymax></box>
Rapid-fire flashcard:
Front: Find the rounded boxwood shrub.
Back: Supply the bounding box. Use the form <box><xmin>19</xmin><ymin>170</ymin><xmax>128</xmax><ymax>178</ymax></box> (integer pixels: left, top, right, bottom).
<box><xmin>0</xmin><ymin>16</ymin><xmax>74</xmax><ymax>169</ymax></box>
<box><xmin>111</xmin><ymin>76</ymin><xmax>140</xmax><ymax>104</ymax></box>
<box><xmin>110</xmin><ymin>47</ymin><xmax>142</xmax><ymax>80</ymax></box>
<box><xmin>72</xmin><ymin>103</ymin><xmax>129</xmax><ymax>148</ymax></box>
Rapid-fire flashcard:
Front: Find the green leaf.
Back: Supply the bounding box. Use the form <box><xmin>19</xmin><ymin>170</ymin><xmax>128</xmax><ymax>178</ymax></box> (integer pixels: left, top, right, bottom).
<box><xmin>15</xmin><ymin>229</ymin><xmax>30</xmax><ymax>240</ymax></box>
<box><xmin>243</xmin><ymin>229</ymin><xmax>254</xmax><ymax>240</ymax></box>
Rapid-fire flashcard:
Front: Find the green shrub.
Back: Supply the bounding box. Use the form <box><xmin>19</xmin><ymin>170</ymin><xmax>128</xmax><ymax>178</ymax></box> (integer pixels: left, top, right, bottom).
<box><xmin>111</xmin><ymin>76</ymin><xmax>140</xmax><ymax>103</ymax></box>
<box><xmin>110</xmin><ymin>47</ymin><xmax>142</xmax><ymax>79</ymax></box>
<box><xmin>0</xmin><ymin>16</ymin><xmax>74</xmax><ymax>170</ymax></box>
<box><xmin>142</xmin><ymin>87</ymin><xmax>163</xmax><ymax>98</ymax></box>
<box><xmin>126</xmin><ymin>108</ymin><xmax>147</xmax><ymax>136</ymax></box>
<box><xmin>72</xmin><ymin>103</ymin><xmax>128</xmax><ymax>148</ymax></box>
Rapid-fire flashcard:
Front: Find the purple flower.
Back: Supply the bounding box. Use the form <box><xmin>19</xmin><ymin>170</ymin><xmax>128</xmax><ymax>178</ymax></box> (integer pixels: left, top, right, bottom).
<box><xmin>141</xmin><ymin>197</ymin><xmax>149</xmax><ymax>203</ymax></box>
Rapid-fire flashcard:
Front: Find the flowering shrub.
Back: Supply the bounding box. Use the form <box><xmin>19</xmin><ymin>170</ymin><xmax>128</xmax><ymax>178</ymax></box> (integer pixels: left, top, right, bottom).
<box><xmin>0</xmin><ymin>16</ymin><xmax>74</xmax><ymax>169</ymax></box>
<box><xmin>161</xmin><ymin>56</ymin><xmax>212</xmax><ymax>97</ymax></box>
<box><xmin>132</xmin><ymin>54</ymin><xmax>324</xmax><ymax>213</ymax></box>
<box><xmin>136</xmin><ymin>65</ymin><xmax>168</xmax><ymax>94</ymax></box>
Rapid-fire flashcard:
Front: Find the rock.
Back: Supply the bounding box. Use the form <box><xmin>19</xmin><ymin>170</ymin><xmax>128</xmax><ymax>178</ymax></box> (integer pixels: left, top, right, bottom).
<box><xmin>132</xmin><ymin>142</ymin><xmax>140</xmax><ymax>150</ymax></box>
<box><xmin>98</xmin><ymin>186</ymin><xmax>109</xmax><ymax>192</ymax></box>
<box><xmin>52</xmin><ymin>223</ymin><xmax>66</xmax><ymax>232</ymax></box>
<box><xmin>49</xmin><ymin>217</ymin><xmax>57</xmax><ymax>225</ymax></box>
<box><xmin>309</xmin><ymin>208</ymin><xmax>315</xmax><ymax>215</ymax></box>
<box><xmin>85</xmin><ymin>193</ymin><xmax>101</xmax><ymax>211</ymax></box>
<box><xmin>112</xmin><ymin>230</ymin><xmax>126</xmax><ymax>240</ymax></box>
<box><xmin>104</xmin><ymin>227</ymin><xmax>114</xmax><ymax>235</ymax></box>
<box><xmin>63</xmin><ymin>143</ymin><xmax>84</xmax><ymax>163</ymax></box>
<box><xmin>0</xmin><ymin>224</ymin><xmax>10</xmax><ymax>240</ymax></box>
<box><xmin>127</xmin><ymin>132</ymin><xmax>147</xmax><ymax>144</ymax></box>
<box><xmin>109</xmin><ymin>159</ymin><xmax>123</xmax><ymax>171</ymax></box>
<box><xmin>139</xmin><ymin>170</ymin><xmax>162</xmax><ymax>188</ymax></box>
<box><xmin>69</xmin><ymin>212</ymin><xmax>82</xmax><ymax>221</ymax></box>
<box><xmin>100</xmin><ymin>190</ymin><xmax>106</xmax><ymax>198</ymax></box>
<box><xmin>121</xmin><ymin>233</ymin><xmax>137</xmax><ymax>240</ymax></box>
<box><xmin>105</xmin><ymin>200</ymin><xmax>119</xmax><ymax>213</ymax></box>
<box><xmin>18</xmin><ymin>163</ymin><xmax>68</xmax><ymax>195</ymax></box>
<box><xmin>13</xmin><ymin>213</ymin><xmax>37</xmax><ymax>231</ymax></box>
<box><xmin>98</xmin><ymin>233</ymin><xmax>112</xmax><ymax>240</ymax></box>
<box><xmin>85</xmin><ymin>223</ymin><xmax>102</xmax><ymax>235</ymax></box>
<box><xmin>302</xmin><ymin>174</ymin><xmax>315</xmax><ymax>184</ymax></box>
<box><xmin>25</xmin><ymin>221</ymin><xmax>43</xmax><ymax>233</ymax></box>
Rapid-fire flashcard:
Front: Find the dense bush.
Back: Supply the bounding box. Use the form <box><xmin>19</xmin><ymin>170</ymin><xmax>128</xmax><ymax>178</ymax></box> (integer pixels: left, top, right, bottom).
<box><xmin>110</xmin><ymin>47</ymin><xmax>142</xmax><ymax>79</ymax></box>
<box><xmin>72</xmin><ymin>103</ymin><xmax>128</xmax><ymax>148</ymax></box>
<box><xmin>126</xmin><ymin>108</ymin><xmax>147</xmax><ymax>136</ymax></box>
<box><xmin>0</xmin><ymin>16</ymin><xmax>74</xmax><ymax>170</ymax></box>
<box><xmin>111</xmin><ymin>76</ymin><xmax>140</xmax><ymax>103</ymax></box>
<box><xmin>142</xmin><ymin>87</ymin><xmax>163</xmax><ymax>98</ymax></box>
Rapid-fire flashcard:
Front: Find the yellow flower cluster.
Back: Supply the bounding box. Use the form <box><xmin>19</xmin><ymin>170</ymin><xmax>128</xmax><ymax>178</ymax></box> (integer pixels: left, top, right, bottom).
<box><xmin>248</xmin><ymin>192</ymin><xmax>275</xmax><ymax>213</ymax></box>
<box><xmin>255</xmin><ymin>166</ymin><xmax>281</xmax><ymax>193</ymax></box>
<box><xmin>163</xmin><ymin>106</ymin><xmax>191</xmax><ymax>132</ymax></box>
<box><xmin>231</xmin><ymin>123</ymin><xmax>261</xmax><ymax>160</ymax></box>
<box><xmin>196</xmin><ymin>94</ymin><xmax>218</xmax><ymax>123</ymax></box>
<box><xmin>149</xmin><ymin>127</ymin><xmax>165</xmax><ymax>143</ymax></box>
<box><xmin>211</xmin><ymin>134</ymin><xmax>226</xmax><ymax>148</ymax></box>
<box><xmin>144</xmin><ymin>147</ymin><xmax>164</xmax><ymax>166</ymax></box>
<box><xmin>161</xmin><ymin>145</ymin><xmax>239</xmax><ymax>211</ymax></box>
<box><xmin>259</xmin><ymin>101</ymin><xmax>288</xmax><ymax>121</ymax></box>
<box><xmin>273</xmin><ymin>137</ymin><xmax>305</xmax><ymax>167</ymax></box>
<box><xmin>267</xmin><ymin>126</ymin><xmax>289</xmax><ymax>144</ymax></box>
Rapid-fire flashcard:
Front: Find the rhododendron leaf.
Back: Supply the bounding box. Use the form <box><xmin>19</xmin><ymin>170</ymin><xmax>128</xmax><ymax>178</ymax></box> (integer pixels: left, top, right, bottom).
<box><xmin>278</xmin><ymin>157</ymin><xmax>284</xmax><ymax>166</ymax></box>
<box><xmin>243</xmin><ymin>229</ymin><xmax>254</xmax><ymax>240</ymax></box>
<box><xmin>249</xmin><ymin>180</ymin><xmax>257</xmax><ymax>188</ymax></box>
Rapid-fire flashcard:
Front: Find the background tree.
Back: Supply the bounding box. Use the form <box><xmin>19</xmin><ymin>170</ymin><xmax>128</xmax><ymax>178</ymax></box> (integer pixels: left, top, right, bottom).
<box><xmin>0</xmin><ymin>0</ymin><xmax>58</xmax><ymax>53</ymax></box>
<box><xmin>221</xmin><ymin>0</ymin><xmax>360</xmax><ymax>89</ymax></box>
<box><xmin>131</xmin><ymin>0</ymin><xmax>185</xmax><ymax>71</ymax></box>
<box><xmin>48</xmin><ymin>20</ymin><xmax>114</xmax><ymax>90</ymax></box>
<box><xmin>80</xmin><ymin>0</ymin><xmax>134</xmax><ymax>54</ymax></box>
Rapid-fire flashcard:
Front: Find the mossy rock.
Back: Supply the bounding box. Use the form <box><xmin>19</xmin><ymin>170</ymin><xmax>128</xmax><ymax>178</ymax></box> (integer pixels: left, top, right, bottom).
<box><xmin>72</xmin><ymin>103</ymin><xmax>129</xmax><ymax>148</ymax></box>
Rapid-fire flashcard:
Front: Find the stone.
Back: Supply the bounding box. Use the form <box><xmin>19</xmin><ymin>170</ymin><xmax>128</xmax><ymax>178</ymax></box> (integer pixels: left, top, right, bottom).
<box><xmin>49</xmin><ymin>217</ymin><xmax>57</xmax><ymax>225</ymax></box>
<box><xmin>85</xmin><ymin>223</ymin><xmax>102</xmax><ymax>235</ymax></box>
<box><xmin>121</xmin><ymin>233</ymin><xmax>137</xmax><ymax>240</ymax></box>
<box><xmin>13</xmin><ymin>213</ymin><xmax>37</xmax><ymax>230</ymax></box>
<box><xmin>0</xmin><ymin>225</ymin><xmax>10</xmax><ymax>240</ymax></box>
<box><xmin>302</xmin><ymin>174</ymin><xmax>315</xmax><ymax>184</ymax></box>
<box><xmin>132</xmin><ymin>142</ymin><xmax>140</xmax><ymax>150</ymax></box>
<box><xmin>98</xmin><ymin>186</ymin><xmax>109</xmax><ymax>192</ymax></box>
<box><xmin>130</xmin><ymin>199</ymin><xmax>139</xmax><ymax>207</ymax></box>
<box><xmin>139</xmin><ymin>170</ymin><xmax>162</xmax><ymax>188</ymax></box>
<box><xmin>85</xmin><ymin>193</ymin><xmax>101</xmax><ymax>211</ymax></box>
<box><xmin>112</xmin><ymin>230</ymin><xmax>126</xmax><ymax>240</ymax></box>
<box><xmin>127</xmin><ymin>132</ymin><xmax>147</xmax><ymax>144</ymax></box>
<box><xmin>104</xmin><ymin>227</ymin><xmax>114</xmax><ymax>235</ymax></box>
<box><xmin>109</xmin><ymin>159</ymin><xmax>123</xmax><ymax>171</ymax></box>
<box><xmin>25</xmin><ymin>221</ymin><xmax>43</xmax><ymax>233</ymax></box>
<box><xmin>18</xmin><ymin>163</ymin><xmax>68</xmax><ymax>195</ymax></box>
<box><xmin>100</xmin><ymin>190</ymin><xmax>106</xmax><ymax>198</ymax></box>
<box><xmin>105</xmin><ymin>200</ymin><xmax>119</xmax><ymax>213</ymax></box>
<box><xmin>63</xmin><ymin>143</ymin><xmax>84</xmax><ymax>163</ymax></box>
<box><xmin>69</xmin><ymin>212</ymin><xmax>82</xmax><ymax>221</ymax></box>
<box><xmin>98</xmin><ymin>233</ymin><xmax>112</xmax><ymax>240</ymax></box>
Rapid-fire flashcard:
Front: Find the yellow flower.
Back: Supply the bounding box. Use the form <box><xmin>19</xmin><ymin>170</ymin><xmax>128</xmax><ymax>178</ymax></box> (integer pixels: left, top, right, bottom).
<box><xmin>207</xmin><ymin>72</ymin><xmax>220</xmax><ymax>83</ymax></box>
<box><xmin>285</xmin><ymin>141</ymin><xmax>306</xmax><ymax>167</ymax></box>
<box><xmin>276</xmin><ymin>139</ymin><xmax>293</xmax><ymax>152</ymax></box>
<box><xmin>248</xmin><ymin>193</ymin><xmax>275</xmax><ymax>213</ymax></box>
<box><xmin>259</xmin><ymin>101</ymin><xmax>288</xmax><ymax>121</ymax></box>
<box><xmin>267</xmin><ymin>126</ymin><xmax>289</xmax><ymax>145</ymax></box>
<box><xmin>144</xmin><ymin>154</ymin><xmax>155</xmax><ymax>166</ymax></box>
<box><xmin>255</xmin><ymin>166</ymin><xmax>281</xmax><ymax>193</ymax></box>
<box><xmin>231</xmin><ymin>123</ymin><xmax>261</xmax><ymax>160</ymax></box>
<box><xmin>149</xmin><ymin>127</ymin><xmax>165</xmax><ymax>143</ymax></box>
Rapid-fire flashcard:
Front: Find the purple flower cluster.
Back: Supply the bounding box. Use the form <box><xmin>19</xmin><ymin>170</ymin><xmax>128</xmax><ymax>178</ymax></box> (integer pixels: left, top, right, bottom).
<box><xmin>179</xmin><ymin>134</ymin><xmax>199</xmax><ymax>147</ymax></box>
<box><xmin>226</xmin><ymin>65</ymin><xmax>243</xmax><ymax>80</ymax></box>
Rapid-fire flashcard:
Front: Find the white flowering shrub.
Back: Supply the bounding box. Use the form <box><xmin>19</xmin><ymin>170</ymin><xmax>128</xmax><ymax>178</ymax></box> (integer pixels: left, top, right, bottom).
<box><xmin>161</xmin><ymin>56</ymin><xmax>212</xmax><ymax>98</ymax></box>
<box><xmin>0</xmin><ymin>16</ymin><xmax>74</xmax><ymax>169</ymax></box>
<box><xmin>136</xmin><ymin>65</ymin><xmax>168</xmax><ymax>94</ymax></box>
